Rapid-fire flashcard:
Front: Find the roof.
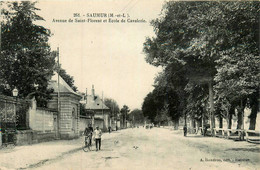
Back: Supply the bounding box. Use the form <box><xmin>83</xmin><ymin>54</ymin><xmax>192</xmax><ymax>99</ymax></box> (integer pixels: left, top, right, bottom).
<box><xmin>82</xmin><ymin>95</ymin><xmax>110</xmax><ymax>110</ymax></box>
<box><xmin>48</xmin><ymin>72</ymin><xmax>80</xmax><ymax>96</ymax></box>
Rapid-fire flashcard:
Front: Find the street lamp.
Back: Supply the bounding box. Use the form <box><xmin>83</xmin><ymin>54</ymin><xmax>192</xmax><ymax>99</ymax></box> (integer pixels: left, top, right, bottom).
<box><xmin>12</xmin><ymin>87</ymin><xmax>18</xmax><ymax>97</ymax></box>
<box><xmin>12</xmin><ymin>87</ymin><xmax>18</xmax><ymax>145</ymax></box>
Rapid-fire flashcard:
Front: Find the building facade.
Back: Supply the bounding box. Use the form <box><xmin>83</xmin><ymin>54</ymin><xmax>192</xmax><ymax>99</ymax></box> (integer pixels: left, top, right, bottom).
<box><xmin>80</xmin><ymin>85</ymin><xmax>110</xmax><ymax>132</ymax></box>
<box><xmin>48</xmin><ymin>72</ymin><xmax>82</xmax><ymax>139</ymax></box>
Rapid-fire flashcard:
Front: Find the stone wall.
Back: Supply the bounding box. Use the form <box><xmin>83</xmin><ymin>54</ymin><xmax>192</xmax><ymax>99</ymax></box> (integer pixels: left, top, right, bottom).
<box><xmin>16</xmin><ymin>130</ymin><xmax>56</xmax><ymax>146</ymax></box>
<box><xmin>29</xmin><ymin>98</ymin><xmax>57</xmax><ymax>132</ymax></box>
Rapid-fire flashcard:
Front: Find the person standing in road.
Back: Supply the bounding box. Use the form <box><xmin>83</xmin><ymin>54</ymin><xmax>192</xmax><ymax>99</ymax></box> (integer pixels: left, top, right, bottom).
<box><xmin>183</xmin><ymin>125</ymin><xmax>187</xmax><ymax>137</ymax></box>
<box><xmin>94</xmin><ymin>126</ymin><xmax>102</xmax><ymax>151</ymax></box>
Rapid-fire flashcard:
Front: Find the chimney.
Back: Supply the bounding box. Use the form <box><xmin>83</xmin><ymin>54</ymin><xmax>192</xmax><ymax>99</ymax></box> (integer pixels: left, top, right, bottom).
<box><xmin>92</xmin><ymin>85</ymin><xmax>95</xmax><ymax>99</ymax></box>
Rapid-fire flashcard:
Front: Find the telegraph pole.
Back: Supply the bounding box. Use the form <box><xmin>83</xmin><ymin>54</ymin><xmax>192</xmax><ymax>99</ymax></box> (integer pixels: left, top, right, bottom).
<box><xmin>57</xmin><ymin>47</ymin><xmax>60</xmax><ymax>139</ymax></box>
<box><xmin>102</xmin><ymin>91</ymin><xmax>104</xmax><ymax>130</ymax></box>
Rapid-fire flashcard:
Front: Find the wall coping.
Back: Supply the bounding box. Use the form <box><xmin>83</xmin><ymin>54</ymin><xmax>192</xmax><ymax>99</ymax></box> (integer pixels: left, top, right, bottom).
<box><xmin>0</xmin><ymin>94</ymin><xmax>30</xmax><ymax>104</ymax></box>
<box><xmin>36</xmin><ymin>107</ymin><xmax>58</xmax><ymax>113</ymax></box>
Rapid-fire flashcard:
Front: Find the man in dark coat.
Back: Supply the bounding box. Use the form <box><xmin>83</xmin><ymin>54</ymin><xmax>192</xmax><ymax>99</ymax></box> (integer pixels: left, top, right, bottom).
<box><xmin>183</xmin><ymin>125</ymin><xmax>187</xmax><ymax>137</ymax></box>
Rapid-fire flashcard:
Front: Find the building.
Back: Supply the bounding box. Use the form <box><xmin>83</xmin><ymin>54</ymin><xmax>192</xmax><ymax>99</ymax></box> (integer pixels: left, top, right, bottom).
<box><xmin>80</xmin><ymin>85</ymin><xmax>110</xmax><ymax>132</ymax></box>
<box><xmin>47</xmin><ymin>72</ymin><xmax>82</xmax><ymax>139</ymax></box>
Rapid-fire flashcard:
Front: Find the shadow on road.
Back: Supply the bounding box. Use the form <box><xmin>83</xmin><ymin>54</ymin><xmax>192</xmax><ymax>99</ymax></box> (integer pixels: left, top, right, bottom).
<box><xmin>225</xmin><ymin>148</ymin><xmax>260</xmax><ymax>153</ymax></box>
<box><xmin>99</xmin><ymin>149</ymin><xmax>114</xmax><ymax>151</ymax></box>
<box><xmin>185</xmin><ymin>135</ymin><xmax>209</xmax><ymax>138</ymax></box>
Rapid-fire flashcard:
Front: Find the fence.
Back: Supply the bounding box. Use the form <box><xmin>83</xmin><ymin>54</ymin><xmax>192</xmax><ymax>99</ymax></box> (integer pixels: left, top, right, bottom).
<box><xmin>0</xmin><ymin>95</ymin><xmax>59</xmax><ymax>146</ymax></box>
<box><xmin>213</xmin><ymin>128</ymin><xmax>260</xmax><ymax>143</ymax></box>
<box><xmin>177</xmin><ymin>126</ymin><xmax>260</xmax><ymax>144</ymax></box>
<box><xmin>0</xmin><ymin>95</ymin><xmax>30</xmax><ymax>145</ymax></box>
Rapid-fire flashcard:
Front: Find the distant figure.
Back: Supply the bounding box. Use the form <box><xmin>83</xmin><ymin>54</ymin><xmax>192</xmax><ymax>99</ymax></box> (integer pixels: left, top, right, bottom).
<box><xmin>204</xmin><ymin>126</ymin><xmax>208</xmax><ymax>136</ymax></box>
<box><xmin>116</xmin><ymin>125</ymin><xmax>118</xmax><ymax>131</ymax></box>
<box><xmin>183</xmin><ymin>125</ymin><xmax>187</xmax><ymax>137</ymax></box>
<box><xmin>94</xmin><ymin>126</ymin><xmax>102</xmax><ymax>151</ymax></box>
<box><xmin>108</xmin><ymin>126</ymin><xmax>111</xmax><ymax>133</ymax></box>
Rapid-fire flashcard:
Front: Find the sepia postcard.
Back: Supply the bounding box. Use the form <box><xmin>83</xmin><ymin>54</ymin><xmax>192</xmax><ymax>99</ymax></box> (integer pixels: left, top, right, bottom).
<box><xmin>0</xmin><ymin>0</ymin><xmax>259</xmax><ymax>170</ymax></box>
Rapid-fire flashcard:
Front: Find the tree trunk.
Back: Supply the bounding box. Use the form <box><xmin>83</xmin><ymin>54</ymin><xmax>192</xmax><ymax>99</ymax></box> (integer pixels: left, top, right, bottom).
<box><xmin>201</xmin><ymin>111</ymin><xmax>204</xmax><ymax>135</ymax></box>
<box><xmin>208</xmin><ymin>81</ymin><xmax>215</xmax><ymax>135</ymax></box>
<box><xmin>237</xmin><ymin>100</ymin><xmax>245</xmax><ymax>140</ymax></box>
<box><xmin>174</xmin><ymin>118</ymin><xmax>179</xmax><ymax>130</ymax></box>
<box><xmin>219</xmin><ymin>116</ymin><xmax>223</xmax><ymax>128</ymax></box>
<box><xmin>237</xmin><ymin>100</ymin><xmax>244</xmax><ymax>130</ymax></box>
<box><xmin>191</xmin><ymin>118</ymin><xmax>195</xmax><ymax>133</ymax></box>
<box><xmin>249</xmin><ymin>101</ymin><xmax>258</xmax><ymax>130</ymax></box>
<box><xmin>228</xmin><ymin>107</ymin><xmax>234</xmax><ymax>129</ymax></box>
<box><xmin>237</xmin><ymin>109</ymin><xmax>243</xmax><ymax>129</ymax></box>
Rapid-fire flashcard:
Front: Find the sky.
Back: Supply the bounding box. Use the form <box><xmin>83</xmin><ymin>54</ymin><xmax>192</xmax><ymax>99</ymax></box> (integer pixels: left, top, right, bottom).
<box><xmin>35</xmin><ymin>0</ymin><xmax>165</xmax><ymax>110</ymax></box>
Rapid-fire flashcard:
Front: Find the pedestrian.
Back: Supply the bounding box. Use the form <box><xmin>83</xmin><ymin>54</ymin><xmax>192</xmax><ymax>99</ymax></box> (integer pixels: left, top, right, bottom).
<box><xmin>108</xmin><ymin>126</ymin><xmax>111</xmax><ymax>133</ymax></box>
<box><xmin>203</xmin><ymin>125</ymin><xmax>208</xmax><ymax>136</ymax></box>
<box><xmin>183</xmin><ymin>125</ymin><xmax>187</xmax><ymax>137</ymax></box>
<box><xmin>93</xmin><ymin>126</ymin><xmax>102</xmax><ymax>151</ymax></box>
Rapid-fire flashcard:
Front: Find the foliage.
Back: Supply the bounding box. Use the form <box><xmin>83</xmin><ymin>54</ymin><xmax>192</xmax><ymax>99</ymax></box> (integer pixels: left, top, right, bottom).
<box><xmin>104</xmin><ymin>98</ymin><xmax>120</xmax><ymax>118</ymax></box>
<box><xmin>120</xmin><ymin>105</ymin><xmax>130</xmax><ymax>121</ymax></box>
<box><xmin>128</xmin><ymin>109</ymin><xmax>144</xmax><ymax>124</ymax></box>
<box><xmin>49</xmin><ymin>51</ymin><xmax>78</xmax><ymax>92</ymax></box>
<box><xmin>185</xmin><ymin>82</ymin><xmax>209</xmax><ymax>120</ymax></box>
<box><xmin>154</xmin><ymin>104</ymin><xmax>171</xmax><ymax>124</ymax></box>
<box><xmin>0</xmin><ymin>1</ymin><xmax>55</xmax><ymax>107</ymax></box>
<box><xmin>143</xmin><ymin>1</ymin><xmax>259</xmax><ymax>129</ymax></box>
<box><xmin>142</xmin><ymin>91</ymin><xmax>162</xmax><ymax>122</ymax></box>
<box><xmin>120</xmin><ymin>105</ymin><xmax>130</xmax><ymax>115</ymax></box>
<box><xmin>80</xmin><ymin>103</ymin><xmax>87</xmax><ymax>116</ymax></box>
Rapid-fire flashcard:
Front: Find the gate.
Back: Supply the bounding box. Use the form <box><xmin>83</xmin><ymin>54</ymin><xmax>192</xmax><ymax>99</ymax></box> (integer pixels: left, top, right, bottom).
<box><xmin>0</xmin><ymin>95</ymin><xmax>17</xmax><ymax>145</ymax></box>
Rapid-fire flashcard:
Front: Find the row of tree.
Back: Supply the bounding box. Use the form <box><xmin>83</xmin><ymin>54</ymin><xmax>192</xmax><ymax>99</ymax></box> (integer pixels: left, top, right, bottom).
<box><xmin>142</xmin><ymin>1</ymin><xmax>259</xmax><ymax>131</ymax></box>
<box><xmin>104</xmin><ymin>102</ymin><xmax>144</xmax><ymax>128</ymax></box>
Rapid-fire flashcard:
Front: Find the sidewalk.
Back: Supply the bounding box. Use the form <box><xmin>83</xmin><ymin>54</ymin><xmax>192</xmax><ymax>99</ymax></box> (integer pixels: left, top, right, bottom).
<box><xmin>0</xmin><ymin>131</ymin><xmax>121</xmax><ymax>170</ymax></box>
<box><xmin>0</xmin><ymin>137</ymin><xmax>83</xmax><ymax>170</ymax></box>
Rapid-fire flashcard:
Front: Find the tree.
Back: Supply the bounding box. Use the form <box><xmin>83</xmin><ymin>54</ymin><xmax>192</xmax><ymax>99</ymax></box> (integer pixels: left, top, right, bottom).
<box><xmin>128</xmin><ymin>109</ymin><xmax>144</xmax><ymax>126</ymax></box>
<box><xmin>104</xmin><ymin>98</ymin><xmax>120</xmax><ymax>119</ymax></box>
<box><xmin>153</xmin><ymin>64</ymin><xmax>188</xmax><ymax>124</ymax></box>
<box><xmin>54</xmin><ymin>63</ymin><xmax>78</xmax><ymax>92</ymax></box>
<box><xmin>143</xmin><ymin>1</ymin><xmax>259</xmax><ymax>133</ymax></box>
<box><xmin>142</xmin><ymin>91</ymin><xmax>162</xmax><ymax>123</ymax></box>
<box><xmin>214</xmin><ymin>2</ymin><xmax>260</xmax><ymax>131</ymax></box>
<box><xmin>154</xmin><ymin>104</ymin><xmax>171</xmax><ymax>126</ymax></box>
<box><xmin>143</xmin><ymin>1</ymin><xmax>219</xmax><ymax>131</ymax></box>
<box><xmin>1</xmin><ymin>1</ymin><xmax>55</xmax><ymax>107</ymax></box>
<box><xmin>185</xmin><ymin>82</ymin><xmax>209</xmax><ymax>128</ymax></box>
<box><xmin>120</xmin><ymin>105</ymin><xmax>130</xmax><ymax>128</ymax></box>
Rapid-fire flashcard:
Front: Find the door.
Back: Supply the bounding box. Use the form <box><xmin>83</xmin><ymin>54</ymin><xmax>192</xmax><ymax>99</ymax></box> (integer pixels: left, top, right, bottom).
<box><xmin>72</xmin><ymin>107</ymin><xmax>77</xmax><ymax>133</ymax></box>
<box><xmin>53</xmin><ymin>115</ymin><xmax>58</xmax><ymax>138</ymax></box>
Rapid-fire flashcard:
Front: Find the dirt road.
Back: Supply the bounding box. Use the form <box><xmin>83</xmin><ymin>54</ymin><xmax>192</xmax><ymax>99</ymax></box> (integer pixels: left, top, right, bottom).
<box><xmin>35</xmin><ymin>128</ymin><xmax>259</xmax><ymax>170</ymax></box>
